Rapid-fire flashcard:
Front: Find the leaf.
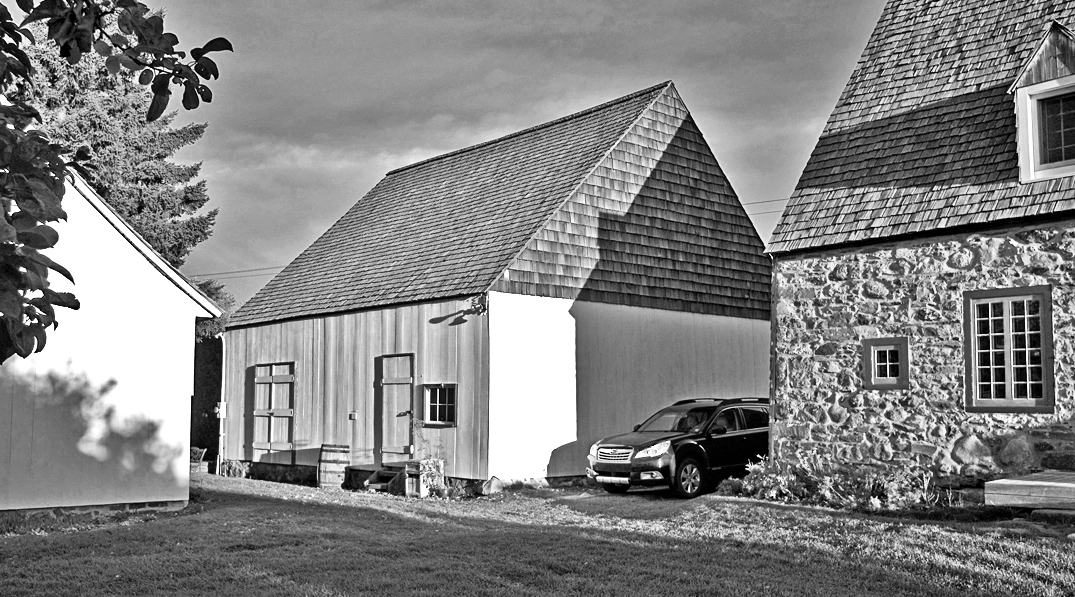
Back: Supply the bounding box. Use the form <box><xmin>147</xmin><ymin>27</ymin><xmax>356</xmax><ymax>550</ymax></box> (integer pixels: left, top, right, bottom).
<box><xmin>12</xmin><ymin>326</ymin><xmax>34</xmax><ymax>358</ymax></box>
<box><xmin>138</xmin><ymin>68</ymin><xmax>153</xmax><ymax>85</ymax></box>
<box><xmin>104</xmin><ymin>54</ymin><xmax>121</xmax><ymax>75</ymax></box>
<box><xmin>22</xmin><ymin>248</ymin><xmax>74</xmax><ymax>283</ymax></box>
<box><xmin>196</xmin><ymin>85</ymin><xmax>212</xmax><ymax>103</ymax></box>
<box><xmin>74</xmin><ymin>145</ymin><xmax>91</xmax><ymax>161</ymax></box>
<box><xmin>17</xmin><ymin>225</ymin><xmax>59</xmax><ymax>250</ymax></box>
<box><xmin>0</xmin><ymin>218</ymin><xmax>16</xmax><ymax>244</ymax></box>
<box><xmin>147</xmin><ymin>91</ymin><xmax>169</xmax><ymax>122</ymax></box>
<box><xmin>201</xmin><ymin>37</ymin><xmax>233</xmax><ymax>53</ymax></box>
<box><xmin>44</xmin><ymin>289</ymin><xmax>79</xmax><ymax>310</ymax></box>
<box><xmin>182</xmin><ymin>81</ymin><xmax>199</xmax><ymax>110</ymax></box>
<box><xmin>194</xmin><ymin>56</ymin><xmax>218</xmax><ymax>80</ymax></box>
<box><xmin>150</xmin><ymin>71</ymin><xmax>170</xmax><ymax>95</ymax></box>
<box><xmin>0</xmin><ymin>289</ymin><xmax>21</xmax><ymax>319</ymax></box>
<box><xmin>110</xmin><ymin>33</ymin><xmax>129</xmax><ymax>46</ymax></box>
<box><xmin>29</xmin><ymin>323</ymin><xmax>46</xmax><ymax>353</ymax></box>
<box><xmin>94</xmin><ymin>39</ymin><xmax>111</xmax><ymax>56</ymax></box>
<box><xmin>117</xmin><ymin>54</ymin><xmax>141</xmax><ymax>71</ymax></box>
<box><xmin>15</xmin><ymin>0</ymin><xmax>33</xmax><ymax>14</ymax></box>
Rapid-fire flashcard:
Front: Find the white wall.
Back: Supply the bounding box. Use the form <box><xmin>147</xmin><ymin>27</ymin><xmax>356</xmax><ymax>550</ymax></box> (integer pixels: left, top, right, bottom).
<box><xmin>487</xmin><ymin>292</ymin><xmax>577</xmax><ymax>481</ymax></box>
<box><xmin>554</xmin><ymin>300</ymin><xmax>770</xmax><ymax>476</ymax></box>
<box><xmin>487</xmin><ymin>291</ymin><xmax>770</xmax><ymax>479</ymax></box>
<box><xmin>0</xmin><ymin>183</ymin><xmax>206</xmax><ymax>510</ymax></box>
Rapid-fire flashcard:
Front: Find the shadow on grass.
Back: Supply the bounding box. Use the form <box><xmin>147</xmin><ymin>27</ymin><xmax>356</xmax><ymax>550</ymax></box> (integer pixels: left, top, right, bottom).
<box><xmin>6</xmin><ymin>478</ymin><xmax>1070</xmax><ymax>597</ymax></box>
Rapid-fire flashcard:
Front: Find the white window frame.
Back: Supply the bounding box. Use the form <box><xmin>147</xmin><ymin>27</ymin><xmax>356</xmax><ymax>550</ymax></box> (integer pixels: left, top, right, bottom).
<box><xmin>963</xmin><ymin>286</ymin><xmax>1054</xmax><ymax>414</ymax></box>
<box><xmin>1016</xmin><ymin>74</ymin><xmax>1075</xmax><ymax>182</ymax></box>
<box><xmin>423</xmin><ymin>383</ymin><xmax>457</xmax><ymax>427</ymax></box>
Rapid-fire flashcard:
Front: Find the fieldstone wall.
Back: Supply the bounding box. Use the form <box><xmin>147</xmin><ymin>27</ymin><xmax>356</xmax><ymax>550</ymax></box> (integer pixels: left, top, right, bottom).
<box><xmin>772</xmin><ymin>220</ymin><xmax>1075</xmax><ymax>485</ymax></box>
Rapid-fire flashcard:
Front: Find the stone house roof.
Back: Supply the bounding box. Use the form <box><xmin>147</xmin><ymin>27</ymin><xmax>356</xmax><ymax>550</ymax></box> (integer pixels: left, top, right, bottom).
<box><xmin>232</xmin><ymin>82</ymin><xmax>770</xmax><ymax>327</ymax></box>
<box><xmin>768</xmin><ymin>0</ymin><xmax>1075</xmax><ymax>255</ymax></box>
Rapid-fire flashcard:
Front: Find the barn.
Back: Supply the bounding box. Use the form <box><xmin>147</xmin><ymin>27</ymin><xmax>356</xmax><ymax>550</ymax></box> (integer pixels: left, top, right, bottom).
<box><xmin>0</xmin><ymin>175</ymin><xmax>220</xmax><ymax>512</ymax></box>
<box><xmin>222</xmin><ymin>81</ymin><xmax>771</xmax><ymax>484</ymax></box>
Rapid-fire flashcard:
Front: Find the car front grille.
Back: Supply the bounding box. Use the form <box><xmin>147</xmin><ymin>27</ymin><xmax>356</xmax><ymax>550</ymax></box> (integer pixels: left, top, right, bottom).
<box><xmin>597</xmin><ymin>447</ymin><xmax>633</xmax><ymax>462</ymax></box>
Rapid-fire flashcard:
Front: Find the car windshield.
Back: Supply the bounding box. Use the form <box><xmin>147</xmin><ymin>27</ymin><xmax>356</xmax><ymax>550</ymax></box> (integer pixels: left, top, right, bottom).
<box><xmin>636</xmin><ymin>405</ymin><xmax>717</xmax><ymax>433</ymax></box>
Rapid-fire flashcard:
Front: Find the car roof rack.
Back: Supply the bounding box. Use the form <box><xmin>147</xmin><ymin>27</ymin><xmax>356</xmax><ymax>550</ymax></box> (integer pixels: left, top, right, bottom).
<box><xmin>671</xmin><ymin>397</ymin><xmax>767</xmax><ymax>406</ymax></box>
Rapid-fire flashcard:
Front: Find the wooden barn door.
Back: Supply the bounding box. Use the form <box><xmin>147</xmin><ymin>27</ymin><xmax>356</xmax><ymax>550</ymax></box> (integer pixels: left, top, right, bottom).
<box><xmin>375</xmin><ymin>354</ymin><xmax>414</xmax><ymax>465</ymax></box>
<box><xmin>252</xmin><ymin>362</ymin><xmax>295</xmax><ymax>464</ymax></box>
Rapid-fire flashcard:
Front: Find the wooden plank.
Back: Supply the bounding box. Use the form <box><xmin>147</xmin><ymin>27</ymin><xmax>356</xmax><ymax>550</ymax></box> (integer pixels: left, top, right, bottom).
<box><xmin>254</xmin><ymin>374</ymin><xmax>295</xmax><ymax>384</ymax></box>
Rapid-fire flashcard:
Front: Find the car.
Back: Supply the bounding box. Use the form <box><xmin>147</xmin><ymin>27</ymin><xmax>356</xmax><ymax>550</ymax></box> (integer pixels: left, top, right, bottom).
<box><xmin>585</xmin><ymin>397</ymin><xmax>770</xmax><ymax>498</ymax></box>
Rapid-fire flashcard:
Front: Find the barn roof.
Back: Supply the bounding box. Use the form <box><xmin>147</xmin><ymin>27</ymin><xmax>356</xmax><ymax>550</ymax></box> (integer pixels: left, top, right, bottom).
<box><xmin>231</xmin><ymin>82</ymin><xmax>769</xmax><ymax>327</ymax></box>
<box><xmin>768</xmin><ymin>0</ymin><xmax>1075</xmax><ymax>255</ymax></box>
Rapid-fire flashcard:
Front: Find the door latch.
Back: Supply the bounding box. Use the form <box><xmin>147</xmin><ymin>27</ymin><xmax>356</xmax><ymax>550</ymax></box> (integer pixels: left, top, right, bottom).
<box><xmin>396</xmin><ymin>410</ymin><xmax>412</xmax><ymax>418</ymax></box>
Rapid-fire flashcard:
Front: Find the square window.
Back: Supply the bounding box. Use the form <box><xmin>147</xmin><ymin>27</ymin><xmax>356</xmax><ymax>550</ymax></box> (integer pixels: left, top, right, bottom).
<box><xmin>424</xmin><ymin>384</ymin><xmax>457</xmax><ymax>426</ymax></box>
<box><xmin>963</xmin><ymin>286</ymin><xmax>1054</xmax><ymax>414</ymax></box>
<box><xmin>862</xmin><ymin>337</ymin><xmax>910</xmax><ymax>391</ymax></box>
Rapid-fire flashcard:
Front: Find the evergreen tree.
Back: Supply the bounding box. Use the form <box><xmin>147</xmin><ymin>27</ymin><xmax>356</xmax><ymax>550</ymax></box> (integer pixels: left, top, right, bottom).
<box><xmin>17</xmin><ymin>23</ymin><xmax>216</xmax><ymax>269</ymax></box>
<box><xmin>11</xmin><ymin>22</ymin><xmax>234</xmax><ymax>338</ymax></box>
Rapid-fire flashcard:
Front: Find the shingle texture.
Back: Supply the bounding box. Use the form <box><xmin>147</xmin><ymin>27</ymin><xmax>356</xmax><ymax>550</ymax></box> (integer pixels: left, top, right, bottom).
<box><xmin>768</xmin><ymin>0</ymin><xmax>1075</xmax><ymax>254</ymax></box>
<box><xmin>232</xmin><ymin>82</ymin><xmax>769</xmax><ymax>327</ymax></box>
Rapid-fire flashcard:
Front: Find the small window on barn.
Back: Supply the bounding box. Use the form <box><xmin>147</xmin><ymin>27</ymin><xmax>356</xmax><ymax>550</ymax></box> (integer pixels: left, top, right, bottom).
<box><xmin>424</xmin><ymin>384</ymin><xmax>457</xmax><ymax>426</ymax></box>
<box><xmin>862</xmin><ymin>337</ymin><xmax>909</xmax><ymax>391</ymax></box>
<box><xmin>963</xmin><ymin>286</ymin><xmax>1054</xmax><ymax>414</ymax></box>
<box><xmin>1016</xmin><ymin>75</ymin><xmax>1075</xmax><ymax>182</ymax></box>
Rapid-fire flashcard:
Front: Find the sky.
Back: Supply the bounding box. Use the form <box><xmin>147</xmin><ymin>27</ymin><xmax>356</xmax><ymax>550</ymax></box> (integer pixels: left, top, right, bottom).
<box><xmin>164</xmin><ymin>0</ymin><xmax>889</xmax><ymax>306</ymax></box>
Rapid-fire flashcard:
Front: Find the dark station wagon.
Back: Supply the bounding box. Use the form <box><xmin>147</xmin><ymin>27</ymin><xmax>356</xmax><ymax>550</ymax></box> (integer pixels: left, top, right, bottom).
<box><xmin>586</xmin><ymin>398</ymin><xmax>770</xmax><ymax>498</ymax></box>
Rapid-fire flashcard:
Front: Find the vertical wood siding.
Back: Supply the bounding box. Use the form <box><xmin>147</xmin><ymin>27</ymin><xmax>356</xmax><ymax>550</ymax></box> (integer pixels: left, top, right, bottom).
<box><xmin>223</xmin><ymin>297</ymin><xmax>489</xmax><ymax>479</ymax></box>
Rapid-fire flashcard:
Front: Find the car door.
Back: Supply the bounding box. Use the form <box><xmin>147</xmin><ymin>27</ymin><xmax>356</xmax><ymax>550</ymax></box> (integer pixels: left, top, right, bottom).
<box><xmin>739</xmin><ymin>406</ymin><xmax>770</xmax><ymax>464</ymax></box>
<box><xmin>699</xmin><ymin>407</ymin><xmax>747</xmax><ymax>473</ymax></box>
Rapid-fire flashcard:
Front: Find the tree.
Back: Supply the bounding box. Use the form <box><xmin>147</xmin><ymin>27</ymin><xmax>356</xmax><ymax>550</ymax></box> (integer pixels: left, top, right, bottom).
<box><xmin>22</xmin><ymin>32</ymin><xmax>217</xmax><ymax>269</ymax></box>
<box><xmin>0</xmin><ymin>0</ymin><xmax>231</xmax><ymax>362</ymax></box>
<box><xmin>17</xmin><ymin>22</ymin><xmax>236</xmax><ymax>338</ymax></box>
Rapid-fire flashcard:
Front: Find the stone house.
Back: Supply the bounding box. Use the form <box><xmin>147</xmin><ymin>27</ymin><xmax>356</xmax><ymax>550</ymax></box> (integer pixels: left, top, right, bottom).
<box><xmin>222</xmin><ymin>82</ymin><xmax>771</xmax><ymax>484</ymax></box>
<box><xmin>768</xmin><ymin>0</ymin><xmax>1075</xmax><ymax>484</ymax></box>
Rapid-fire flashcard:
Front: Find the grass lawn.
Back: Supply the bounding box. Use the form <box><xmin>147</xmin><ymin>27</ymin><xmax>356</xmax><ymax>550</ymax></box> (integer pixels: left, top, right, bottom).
<box><xmin>2</xmin><ymin>475</ymin><xmax>1074</xmax><ymax>596</ymax></box>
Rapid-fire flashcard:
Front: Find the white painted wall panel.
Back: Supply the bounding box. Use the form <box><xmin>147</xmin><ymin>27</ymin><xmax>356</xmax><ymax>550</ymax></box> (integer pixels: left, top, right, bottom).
<box><xmin>0</xmin><ymin>183</ymin><xmax>204</xmax><ymax>510</ymax></box>
<box><xmin>487</xmin><ymin>292</ymin><xmax>577</xmax><ymax>481</ymax></box>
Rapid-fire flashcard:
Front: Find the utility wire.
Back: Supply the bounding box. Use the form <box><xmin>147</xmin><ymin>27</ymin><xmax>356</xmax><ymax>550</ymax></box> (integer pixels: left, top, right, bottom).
<box><xmin>187</xmin><ymin>265</ymin><xmax>285</xmax><ymax>277</ymax></box>
<box><xmin>740</xmin><ymin>197</ymin><xmax>789</xmax><ymax>206</ymax></box>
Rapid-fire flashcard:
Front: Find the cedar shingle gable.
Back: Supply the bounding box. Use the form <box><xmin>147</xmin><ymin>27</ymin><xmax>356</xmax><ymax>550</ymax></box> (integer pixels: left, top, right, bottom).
<box><xmin>769</xmin><ymin>0</ymin><xmax>1075</xmax><ymax>254</ymax></box>
<box><xmin>232</xmin><ymin>82</ymin><xmax>769</xmax><ymax>327</ymax></box>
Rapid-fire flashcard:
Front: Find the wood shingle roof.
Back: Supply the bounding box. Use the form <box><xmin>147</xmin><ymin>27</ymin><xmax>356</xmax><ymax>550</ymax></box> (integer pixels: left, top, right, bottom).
<box><xmin>231</xmin><ymin>82</ymin><xmax>769</xmax><ymax>327</ymax></box>
<box><xmin>768</xmin><ymin>0</ymin><xmax>1075</xmax><ymax>255</ymax></box>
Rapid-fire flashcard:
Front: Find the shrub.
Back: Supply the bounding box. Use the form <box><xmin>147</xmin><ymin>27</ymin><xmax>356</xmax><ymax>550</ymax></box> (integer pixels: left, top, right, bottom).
<box><xmin>737</xmin><ymin>452</ymin><xmax>937</xmax><ymax>511</ymax></box>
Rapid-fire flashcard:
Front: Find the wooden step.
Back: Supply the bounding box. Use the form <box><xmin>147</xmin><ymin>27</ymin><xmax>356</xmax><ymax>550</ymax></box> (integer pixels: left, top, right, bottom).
<box><xmin>985</xmin><ymin>470</ymin><xmax>1075</xmax><ymax>509</ymax></box>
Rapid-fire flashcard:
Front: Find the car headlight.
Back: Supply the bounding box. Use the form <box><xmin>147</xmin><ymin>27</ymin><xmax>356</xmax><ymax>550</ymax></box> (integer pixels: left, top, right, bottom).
<box><xmin>635</xmin><ymin>440</ymin><xmax>670</xmax><ymax>460</ymax></box>
<box><xmin>589</xmin><ymin>442</ymin><xmax>600</xmax><ymax>458</ymax></box>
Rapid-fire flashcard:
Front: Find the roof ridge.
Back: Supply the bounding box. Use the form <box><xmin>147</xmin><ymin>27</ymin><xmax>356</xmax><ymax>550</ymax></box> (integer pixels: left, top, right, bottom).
<box><xmin>386</xmin><ymin>81</ymin><xmax>673</xmax><ymax>176</ymax></box>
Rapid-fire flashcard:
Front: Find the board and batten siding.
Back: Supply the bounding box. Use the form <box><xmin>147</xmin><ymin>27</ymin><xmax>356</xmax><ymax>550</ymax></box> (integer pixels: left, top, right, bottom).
<box><xmin>0</xmin><ymin>181</ymin><xmax>208</xmax><ymax>511</ymax></box>
<box><xmin>222</xmin><ymin>297</ymin><xmax>489</xmax><ymax>479</ymax></box>
<box><xmin>487</xmin><ymin>291</ymin><xmax>770</xmax><ymax>480</ymax></box>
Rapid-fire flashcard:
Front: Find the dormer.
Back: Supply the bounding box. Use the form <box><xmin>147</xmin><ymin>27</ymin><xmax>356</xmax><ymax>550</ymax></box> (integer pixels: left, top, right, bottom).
<box><xmin>1011</xmin><ymin>21</ymin><xmax>1075</xmax><ymax>183</ymax></box>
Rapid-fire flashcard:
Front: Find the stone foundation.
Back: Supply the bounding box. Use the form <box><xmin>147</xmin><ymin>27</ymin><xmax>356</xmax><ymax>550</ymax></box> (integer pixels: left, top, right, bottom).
<box><xmin>773</xmin><ymin>220</ymin><xmax>1075</xmax><ymax>484</ymax></box>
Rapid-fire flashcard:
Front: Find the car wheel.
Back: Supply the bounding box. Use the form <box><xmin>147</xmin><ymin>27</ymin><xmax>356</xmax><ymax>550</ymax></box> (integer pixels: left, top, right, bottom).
<box><xmin>601</xmin><ymin>483</ymin><xmax>630</xmax><ymax>494</ymax></box>
<box><xmin>672</xmin><ymin>457</ymin><xmax>705</xmax><ymax>498</ymax></box>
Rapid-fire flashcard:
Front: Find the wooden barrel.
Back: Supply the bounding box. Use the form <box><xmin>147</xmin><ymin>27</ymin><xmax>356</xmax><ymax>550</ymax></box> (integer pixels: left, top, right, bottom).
<box><xmin>318</xmin><ymin>444</ymin><xmax>350</xmax><ymax>488</ymax></box>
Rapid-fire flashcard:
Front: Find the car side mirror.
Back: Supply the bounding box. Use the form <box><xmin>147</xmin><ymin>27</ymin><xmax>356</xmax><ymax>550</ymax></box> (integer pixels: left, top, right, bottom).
<box><xmin>711</xmin><ymin>425</ymin><xmax>727</xmax><ymax>435</ymax></box>
<box><xmin>632</xmin><ymin>424</ymin><xmax>641</xmax><ymax>432</ymax></box>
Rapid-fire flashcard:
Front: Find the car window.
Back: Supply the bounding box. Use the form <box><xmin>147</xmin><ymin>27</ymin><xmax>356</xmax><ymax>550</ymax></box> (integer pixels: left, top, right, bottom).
<box><xmin>742</xmin><ymin>407</ymin><xmax>769</xmax><ymax>430</ymax></box>
<box><xmin>708</xmin><ymin>409</ymin><xmax>739</xmax><ymax>433</ymax></box>
<box><xmin>637</xmin><ymin>406</ymin><xmax>717</xmax><ymax>432</ymax></box>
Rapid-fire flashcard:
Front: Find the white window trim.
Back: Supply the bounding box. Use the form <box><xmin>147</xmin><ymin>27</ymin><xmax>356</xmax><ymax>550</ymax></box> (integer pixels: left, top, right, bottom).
<box><xmin>963</xmin><ymin>286</ymin><xmax>1054</xmax><ymax>414</ymax></box>
<box><xmin>424</xmin><ymin>383</ymin><xmax>457</xmax><ymax>427</ymax></box>
<box><xmin>1016</xmin><ymin>73</ymin><xmax>1075</xmax><ymax>183</ymax></box>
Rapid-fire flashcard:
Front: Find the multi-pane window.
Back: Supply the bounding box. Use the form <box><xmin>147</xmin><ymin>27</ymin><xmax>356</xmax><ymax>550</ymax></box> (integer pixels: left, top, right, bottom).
<box><xmin>1041</xmin><ymin>92</ymin><xmax>1075</xmax><ymax>165</ymax></box>
<box><xmin>425</xmin><ymin>384</ymin><xmax>457</xmax><ymax>425</ymax></box>
<box><xmin>964</xmin><ymin>287</ymin><xmax>1054</xmax><ymax>413</ymax></box>
<box><xmin>862</xmin><ymin>337</ymin><xmax>909</xmax><ymax>390</ymax></box>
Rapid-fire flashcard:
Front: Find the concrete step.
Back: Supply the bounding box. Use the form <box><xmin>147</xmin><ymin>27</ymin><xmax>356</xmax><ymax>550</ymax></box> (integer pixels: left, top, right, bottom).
<box><xmin>985</xmin><ymin>470</ymin><xmax>1075</xmax><ymax>509</ymax></box>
